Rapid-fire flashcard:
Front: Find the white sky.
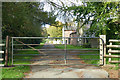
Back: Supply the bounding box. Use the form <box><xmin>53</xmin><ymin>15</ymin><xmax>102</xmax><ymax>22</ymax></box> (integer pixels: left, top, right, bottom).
<box><xmin>40</xmin><ymin>0</ymin><xmax>83</xmax><ymax>28</ymax></box>
<box><xmin>40</xmin><ymin>0</ymin><xmax>83</xmax><ymax>13</ymax></box>
<box><xmin>40</xmin><ymin>0</ymin><xmax>83</xmax><ymax>23</ymax></box>
<box><xmin>45</xmin><ymin>24</ymin><xmax>50</xmax><ymax>28</ymax></box>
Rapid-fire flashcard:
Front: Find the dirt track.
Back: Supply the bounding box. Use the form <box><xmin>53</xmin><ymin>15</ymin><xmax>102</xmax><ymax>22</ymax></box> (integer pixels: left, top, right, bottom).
<box><xmin>25</xmin><ymin>44</ymin><xmax>109</xmax><ymax>78</ymax></box>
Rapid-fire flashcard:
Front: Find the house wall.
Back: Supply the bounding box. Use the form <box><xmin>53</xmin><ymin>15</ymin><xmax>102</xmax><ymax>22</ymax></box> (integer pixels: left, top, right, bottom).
<box><xmin>64</xmin><ymin>30</ymin><xmax>75</xmax><ymax>37</ymax></box>
<box><xmin>64</xmin><ymin>30</ymin><xmax>76</xmax><ymax>44</ymax></box>
<box><xmin>70</xmin><ymin>34</ymin><xmax>78</xmax><ymax>45</ymax></box>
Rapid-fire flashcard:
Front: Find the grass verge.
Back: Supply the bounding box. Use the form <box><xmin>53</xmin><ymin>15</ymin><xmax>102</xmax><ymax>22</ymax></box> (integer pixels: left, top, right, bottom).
<box><xmin>2</xmin><ymin>45</ymin><xmax>44</xmax><ymax>78</ymax></box>
<box><xmin>2</xmin><ymin>66</ymin><xmax>30</xmax><ymax>78</ymax></box>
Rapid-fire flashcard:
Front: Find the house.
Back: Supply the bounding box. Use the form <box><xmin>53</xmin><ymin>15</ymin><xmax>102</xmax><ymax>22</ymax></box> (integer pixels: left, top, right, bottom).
<box><xmin>62</xmin><ymin>25</ymin><xmax>78</xmax><ymax>45</ymax></box>
<box><xmin>69</xmin><ymin>32</ymin><xmax>78</xmax><ymax>45</ymax></box>
<box><xmin>62</xmin><ymin>23</ymin><xmax>99</xmax><ymax>48</ymax></box>
<box><xmin>64</xmin><ymin>30</ymin><xmax>77</xmax><ymax>45</ymax></box>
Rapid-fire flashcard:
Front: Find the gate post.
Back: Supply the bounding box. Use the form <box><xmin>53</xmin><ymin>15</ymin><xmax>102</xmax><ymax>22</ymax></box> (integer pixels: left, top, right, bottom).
<box><xmin>12</xmin><ymin>38</ymin><xmax>13</xmax><ymax>65</ymax></box>
<box><xmin>99</xmin><ymin>35</ymin><xmax>106</xmax><ymax>66</ymax></box>
<box><xmin>5</xmin><ymin>36</ymin><xmax>9</xmax><ymax>66</ymax></box>
<box><xmin>64</xmin><ymin>39</ymin><xmax>67</xmax><ymax>64</ymax></box>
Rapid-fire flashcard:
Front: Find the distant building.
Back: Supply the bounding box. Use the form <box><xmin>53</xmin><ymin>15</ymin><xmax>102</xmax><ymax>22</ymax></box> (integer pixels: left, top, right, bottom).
<box><xmin>62</xmin><ymin>22</ymin><xmax>99</xmax><ymax>48</ymax></box>
<box><xmin>62</xmin><ymin>24</ymin><xmax>77</xmax><ymax>44</ymax></box>
<box><xmin>62</xmin><ymin>27</ymin><xmax>77</xmax><ymax>45</ymax></box>
<box><xmin>70</xmin><ymin>32</ymin><xmax>78</xmax><ymax>45</ymax></box>
<box><xmin>64</xmin><ymin>30</ymin><xmax>77</xmax><ymax>45</ymax></box>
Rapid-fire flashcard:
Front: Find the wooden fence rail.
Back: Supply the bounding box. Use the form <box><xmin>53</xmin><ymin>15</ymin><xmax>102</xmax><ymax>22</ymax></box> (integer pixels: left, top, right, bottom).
<box><xmin>0</xmin><ymin>43</ymin><xmax>5</xmax><ymax>66</ymax></box>
<box><xmin>105</xmin><ymin>39</ymin><xmax>120</xmax><ymax>64</ymax></box>
<box><xmin>0</xmin><ymin>44</ymin><xmax>5</xmax><ymax>46</ymax></box>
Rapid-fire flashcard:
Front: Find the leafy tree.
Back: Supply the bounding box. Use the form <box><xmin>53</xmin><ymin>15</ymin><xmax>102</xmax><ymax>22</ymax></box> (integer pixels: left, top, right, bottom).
<box><xmin>2</xmin><ymin>2</ymin><xmax>56</xmax><ymax>39</ymax></box>
<box><xmin>44</xmin><ymin>1</ymin><xmax>119</xmax><ymax>39</ymax></box>
<box><xmin>41</xmin><ymin>27</ymin><xmax>48</xmax><ymax>37</ymax></box>
<box><xmin>46</xmin><ymin>25</ymin><xmax>62</xmax><ymax>38</ymax></box>
<box><xmin>66</xmin><ymin>2</ymin><xmax>119</xmax><ymax>39</ymax></box>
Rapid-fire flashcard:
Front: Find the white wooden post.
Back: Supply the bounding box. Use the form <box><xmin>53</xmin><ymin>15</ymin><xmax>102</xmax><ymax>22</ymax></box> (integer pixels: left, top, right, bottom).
<box><xmin>62</xmin><ymin>26</ymin><xmax>65</xmax><ymax>44</ymax></box>
<box><xmin>109</xmin><ymin>42</ymin><xmax>112</xmax><ymax>62</ymax></box>
<box><xmin>99</xmin><ymin>35</ymin><xmax>106</xmax><ymax>65</ymax></box>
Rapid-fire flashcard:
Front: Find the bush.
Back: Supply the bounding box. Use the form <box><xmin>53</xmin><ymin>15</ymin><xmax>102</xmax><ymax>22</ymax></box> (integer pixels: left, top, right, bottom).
<box><xmin>81</xmin><ymin>43</ymin><xmax>91</xmax><ymax>48</ymax></box>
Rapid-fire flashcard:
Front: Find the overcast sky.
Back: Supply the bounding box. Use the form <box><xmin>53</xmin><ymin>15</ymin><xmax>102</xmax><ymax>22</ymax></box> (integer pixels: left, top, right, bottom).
<box><xmin>39</xmin><ymin>0</ymin><xmax>83</xmax><ymax>23</ymax></box>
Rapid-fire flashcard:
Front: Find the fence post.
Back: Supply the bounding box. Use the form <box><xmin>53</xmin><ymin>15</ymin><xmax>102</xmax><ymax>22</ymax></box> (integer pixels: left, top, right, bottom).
<box><xmin>64</xmin><ymin>39</ymin><xmax>67</xmax><ymax>64</ymax></box>
<box><xmin>109</xmin><ymin>42</ymin><xmax>112</xmax><ymax>62</ymax></box>
<box><xmin>9</xmin><ymin>38</ymin><xmax>11</xmax><ymax>66</ymax></box>
<box><xmin>99</xmin><ymin>35</ymin><xmax>106</xmax><ymax>66</ymax></box>
<box><xmin>5</xmin><ymin>36</ymin><xmax>9</xmax><ymax>66</ymax></box>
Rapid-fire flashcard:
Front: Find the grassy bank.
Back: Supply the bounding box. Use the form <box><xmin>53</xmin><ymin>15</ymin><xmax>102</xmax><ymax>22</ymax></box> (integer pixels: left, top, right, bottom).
<box><xmin>2</xmin><ymin>45</ymin><xmax>44</xmax><ymax>78</ymax></box>
<box><xmin>2</xmin><ymin>66</ymin><xmax>30</xmax><ymax>78</ymax></box>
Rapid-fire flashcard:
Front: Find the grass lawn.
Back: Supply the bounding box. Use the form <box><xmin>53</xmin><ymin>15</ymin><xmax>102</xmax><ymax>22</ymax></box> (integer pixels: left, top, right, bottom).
<box><xmin>78</xmin><ymin>51</ymin><xmax>99</xmax><ymax>65</ymax></box>
<box><xmin>13</xmin><ymin>45</ymin><xmax>44</xmax><ymax>64</ymax></box>
<box><xmin>55</xmin><ymin>44</ymin><xmax>99</xmax><ymax>65</ymax></box>
<box><xmin>55</xmin><ymin>44</ymin><xmax>119</xmax><ymax>69</ymax></box>
<box><xmin>55</xmin><ymin>44</ymin><xmax>97</xmax><ymax>50</ymax></box>
<box><xmin>2</xmin><ymin>45</ymin><xmax>44</xmax><ymax>78</ymax></box>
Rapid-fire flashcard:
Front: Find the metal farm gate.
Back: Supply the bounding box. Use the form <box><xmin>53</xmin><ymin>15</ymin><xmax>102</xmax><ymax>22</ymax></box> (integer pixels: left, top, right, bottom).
<box><xmin>11</xmin><ymin>37</ymin><xmax>105</xmax><ymax>66</ymax></box>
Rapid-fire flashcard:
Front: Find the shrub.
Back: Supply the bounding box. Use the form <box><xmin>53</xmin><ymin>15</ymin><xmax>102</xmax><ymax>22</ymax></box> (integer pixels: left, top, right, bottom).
<box><xmin>81</xmin><ymin>43</ymin><xmax>91</xmax><ymax>48</ymax></box>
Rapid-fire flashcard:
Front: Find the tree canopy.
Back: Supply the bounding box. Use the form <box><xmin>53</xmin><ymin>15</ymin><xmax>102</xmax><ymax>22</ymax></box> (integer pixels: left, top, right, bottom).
<box><xmin>2</xmin><ymin>1</ymin><xmax>120</xmax><ymax>40</ymax></box>
<box><xmin>2</xmin><ymin>2</ymin><xmax>56</xmax><ymax>39</ymax></box>
<box><xmin>66</xmin><ymin>2</ymin><xmax>120</xmax><ymax>38</ymax></box>
<box><xmin>46</xmin><ymin>25</ymin><xmax>62</xmax><ymax>38</ymax></box>
<box><xmin>44</xmin><ymin>1</ymin><xmax>119</xmax><ymax>40</ymax></box>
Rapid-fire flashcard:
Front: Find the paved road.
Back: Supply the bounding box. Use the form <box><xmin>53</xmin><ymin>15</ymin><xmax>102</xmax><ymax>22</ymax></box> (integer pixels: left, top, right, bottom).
<box><xmin>26</xmin><ymin>44</ymin><xmax>109</xmax><ymax>78</ymax></box>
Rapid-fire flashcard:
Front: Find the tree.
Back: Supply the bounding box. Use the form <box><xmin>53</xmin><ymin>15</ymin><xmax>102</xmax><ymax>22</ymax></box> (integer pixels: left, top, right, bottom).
<box><xmin>66</xmin><ymin>2</ymin><xmax>119</xmax><ymax>39</ymax></box>
<box><xmin>46</xmin><ymin>25</ymin><xmax>62</xmax><ymax>38</ymax></box>
<box><xmin>41</xmin><ymin>27</ymin><xmax>49</xmax><ymax>37</ymax></box>
<box><xmin>2</xmin><ymin>2</ymin><xmax>56</xmax><ymax>39</ymax></box>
